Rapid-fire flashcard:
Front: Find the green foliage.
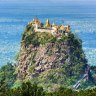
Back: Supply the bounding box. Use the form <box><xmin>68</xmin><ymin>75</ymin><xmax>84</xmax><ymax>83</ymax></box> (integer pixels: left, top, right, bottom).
<box><xmin>12</xmin><ymin>80</ymin><xmax>22</xmax><ymax>89</ymax></box>
<box><xmin>0</xmin><ymin>63</ymin><xmax>16</xmax><ymax>95</ymax></box>
<box><xmin>15</xmin><ymin>52</ymin><xmax>20</xmax><ymax>61</ymax></box>
<box><xmin>28</xmin><ymin>65</ymin><xmax>35</xmax><ymax>74</ymax></box>
<box><xmin>25</xmin><ymin>32</ymin><xmax>39</xmax><ymax>47</ymax></box>
<box><xmin>31</xmin><ymin>68</ymin><xmax>79</xmax><ymax>91</ymax></box>
<box><xmin>91</xmin><ymin>66</ymin><xmax>96</xmax><ymax>73</ymax></box>
<box><xmin>1</xmin><ymin>81</ymin><xmax>96</xmax><ymax>96</ymax></box>
<box><xmin>37</xmin><ymin>32</ymin><xmax>55</xmax><ymax>45</ymax></box>
<box><xmin>0</xmin><ymin>76</ymin><xmax>8</xmax><ymax>94</ymax></box>
<box><xmin>22</xmin><ymin>25</ymin><xmax>33</xmax><ymax>40</ymax></box>
<box><xmin>46</xmin><ymin>87</ymin><xmax>96</xmax><ymax>96</ymax></box>
<box><xmin>25</xmin><ymin>32</ymin><xmax>57</xmax><ymax>46</ymax></box>
<box><xmin>90</xmin><ymin>66</ymin><xmax>96</xmax><ymax>83</ymax></box>
<box><xmin>0</xmin><ymin>63</ymin><xmax>16</xmax><ymax>88</ymax></box>
<box><xmin>79</xmin><ymin>81</ymin><xmax>96</xmax><ymax>90</ymax></box>
<box><xmin>57</xmin><ymin>35</ymin><xmax>68</xmax><ymax>42</ymax></box>
<box><xmin>2</xmin><ymin>82</ymin><xmax>45</xmax><ymax>96</ymax></box>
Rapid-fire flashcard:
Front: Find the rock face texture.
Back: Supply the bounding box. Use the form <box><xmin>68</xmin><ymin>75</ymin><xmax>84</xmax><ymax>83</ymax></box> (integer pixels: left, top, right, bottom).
<box><xmin>16</xmin><ymin>24</ymin><xmax>90</xmax><ymax>90</ymax></box>
<box><xmin>17</xmin><ymin>41</ymin><xmax>70</xmax><ymax>78</ymax></box>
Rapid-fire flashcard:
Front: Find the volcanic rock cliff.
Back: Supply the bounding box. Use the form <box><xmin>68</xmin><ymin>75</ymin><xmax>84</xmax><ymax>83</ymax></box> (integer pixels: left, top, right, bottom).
<box><xmin>16</xmin><ymin>23</ymin><xmax>90</xmax><ymax>91</ymax></box>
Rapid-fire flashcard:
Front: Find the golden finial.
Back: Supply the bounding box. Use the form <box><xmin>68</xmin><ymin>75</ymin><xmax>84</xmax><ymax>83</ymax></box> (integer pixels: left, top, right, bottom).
<box><xmin>45</xmin><ymin>19</ymin><xmax>50</xmax><ymax>27</ymax></box>
<box><xmin>35</xmin><ymin>17</ymin><xmax>39</xmax><ymax>24</ymax></box>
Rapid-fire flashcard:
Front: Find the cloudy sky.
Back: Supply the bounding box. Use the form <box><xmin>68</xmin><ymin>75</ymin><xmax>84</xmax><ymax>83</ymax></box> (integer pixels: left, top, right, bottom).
<box><xmin>0</xmin><ymin>0</ymin><xmax>96</xmax><ymax>6</ymax></box>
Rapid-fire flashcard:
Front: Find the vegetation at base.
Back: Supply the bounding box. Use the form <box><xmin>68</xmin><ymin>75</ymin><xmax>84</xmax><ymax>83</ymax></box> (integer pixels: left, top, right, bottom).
<box><xmin>0</xmin><ymin>81</ymin><xmax>96</xmax><ymax>96</ymax></box>
<box><xmin>0</xmin><ymin>63</ymin><xmax>16</xmax><ymax>91</ymax></box>
<box><xmin>90</xmin><ymin>66</ymin><xmax>96</xmax><ymax>83</ymax></box>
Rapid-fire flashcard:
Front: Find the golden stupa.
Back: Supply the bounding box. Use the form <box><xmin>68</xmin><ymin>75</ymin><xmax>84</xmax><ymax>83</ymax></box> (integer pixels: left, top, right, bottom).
<box><xmin>45</xmin><ymin>19</ymin><xmax>51</xmax><ymax>27</ymax></box>
<box><xmin>35</xmin><ymin>18</ymin><xmax>39</xmax><ymax>24</ymax></box>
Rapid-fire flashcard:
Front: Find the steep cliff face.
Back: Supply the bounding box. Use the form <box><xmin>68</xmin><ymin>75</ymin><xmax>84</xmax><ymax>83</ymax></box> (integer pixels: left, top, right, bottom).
<box><xmin>16</xmin><ymin>24</ymin><xmax>89</xmax><ymax>90</ymax></box>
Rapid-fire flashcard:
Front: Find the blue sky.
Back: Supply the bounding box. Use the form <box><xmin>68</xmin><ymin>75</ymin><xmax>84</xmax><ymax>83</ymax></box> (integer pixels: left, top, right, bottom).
<box><xmin>0</xmin><ymin>0</ymin><xmax>96</xmax><ymax>5</ymax></box>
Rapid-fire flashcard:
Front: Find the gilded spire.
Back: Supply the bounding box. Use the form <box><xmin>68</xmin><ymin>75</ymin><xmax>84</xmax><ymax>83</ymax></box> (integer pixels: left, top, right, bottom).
<box><xmin>45</xmin><ymin>19</ymin><xmax>50</xmax><ymax>27</ymax></box>
<box><xmin>35</xmin><ymin>18</ymin><xmax>39</xmax><ymax>24</ymax></box>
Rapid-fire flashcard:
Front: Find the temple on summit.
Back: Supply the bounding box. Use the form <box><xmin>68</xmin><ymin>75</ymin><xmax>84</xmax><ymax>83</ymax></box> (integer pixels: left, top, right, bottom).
<box><xmin>28</xmin><ymin>18</ymin><xmax>71</xmax><ymax>37</ymax></box>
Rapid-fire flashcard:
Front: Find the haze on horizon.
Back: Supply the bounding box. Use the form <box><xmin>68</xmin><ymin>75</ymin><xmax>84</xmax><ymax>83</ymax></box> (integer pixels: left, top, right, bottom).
<box><xmin>0</xmin><ymin>0</ymin><xmax>96</xmax><ymax>6</ymax></box>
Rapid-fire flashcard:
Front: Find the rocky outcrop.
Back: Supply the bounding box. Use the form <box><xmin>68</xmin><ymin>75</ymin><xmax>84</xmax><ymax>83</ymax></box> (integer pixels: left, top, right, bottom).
<box><xmin>17</xmin><ymin>40</ymin><xmax>70</xmax><ymax>79</ymax></box>
<box><xmin>16</xmin><ymin>24</ymin><xmax>89</xmax><ymax>90</ymax></box>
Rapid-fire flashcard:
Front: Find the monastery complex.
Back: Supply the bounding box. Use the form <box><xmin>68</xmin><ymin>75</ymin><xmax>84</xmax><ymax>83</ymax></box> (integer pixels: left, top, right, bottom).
<box><xmin>28</xmin><ymin>18</ymin><xmax>71</xmax><ymax>37</ymax></box>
